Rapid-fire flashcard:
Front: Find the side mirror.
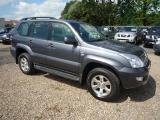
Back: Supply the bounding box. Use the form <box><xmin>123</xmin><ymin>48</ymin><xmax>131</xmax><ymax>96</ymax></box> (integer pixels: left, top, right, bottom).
<box><xmin>64</xmin><ymin>36</ymin><xmax>78</xmax><ymax>46</ymax></box>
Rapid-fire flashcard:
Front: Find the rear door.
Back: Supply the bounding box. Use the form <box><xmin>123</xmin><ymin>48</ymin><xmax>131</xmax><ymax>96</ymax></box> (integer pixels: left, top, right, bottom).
<box><xmin>28</xmin><ymin>21</ymin><xmax>53</xmax><ymax>66</ymax></box>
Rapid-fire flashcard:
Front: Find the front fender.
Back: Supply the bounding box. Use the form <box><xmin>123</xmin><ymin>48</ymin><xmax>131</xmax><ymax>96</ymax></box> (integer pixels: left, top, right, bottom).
<box><xmin>80</xmin><ymin>55</ymin><xmax>124</xmax><ymax>80</ymax></box>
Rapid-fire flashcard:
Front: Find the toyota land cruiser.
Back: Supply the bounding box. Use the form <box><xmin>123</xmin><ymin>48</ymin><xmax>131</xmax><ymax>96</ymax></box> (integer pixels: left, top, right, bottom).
<box><xmin>10</xmin><ymin>17</ymin><xmax>151</xmax><ymax>101</ymax></box>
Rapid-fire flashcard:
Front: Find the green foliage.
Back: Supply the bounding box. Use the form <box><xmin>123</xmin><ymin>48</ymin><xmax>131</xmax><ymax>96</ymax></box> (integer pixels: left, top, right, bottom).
<box><xmin>61</xmin><ymin>1</ymin><xmax>77</xmax><ymax>19</ymax></box>
<box><xmin>61</xmin><ymin>0</ymin><xmax>160</xmax><ymax>26</ymax></box>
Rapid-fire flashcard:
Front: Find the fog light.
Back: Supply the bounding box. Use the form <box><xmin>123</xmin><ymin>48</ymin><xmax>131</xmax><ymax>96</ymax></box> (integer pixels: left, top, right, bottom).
<box><xmin>130</xmin><ymin>39</ymin><xmax>133</xmax><ymax>42</ymax></box>
<box><xmin>136</xmin><ymin>77</ymin><xmax>144</xmax><ymax>82</ymax></box>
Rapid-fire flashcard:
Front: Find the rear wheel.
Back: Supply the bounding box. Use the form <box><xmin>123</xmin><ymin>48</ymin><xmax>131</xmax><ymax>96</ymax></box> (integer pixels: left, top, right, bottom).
<box><xmin>18</xmin><ymin>53</ymin><xmax>35</xmax><ymax>75</ymax></box>
<box><xmin>2</xmin><ymin>40</ymin><xmax>9</xmax><ymax>45</ymax></box>
<box><xmin>87</xmin><ymin>68</ymin><xmax>120</xmax><ymax>101</ymax></box>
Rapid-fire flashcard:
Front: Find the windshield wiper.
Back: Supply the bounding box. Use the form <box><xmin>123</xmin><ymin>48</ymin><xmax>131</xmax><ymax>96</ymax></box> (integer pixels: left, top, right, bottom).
<box><xmin>96</xmin><ymin>38</ymin><xmax>104</xmax><ymax>41</ymax></box>
<box><xmin>87</xmin><ymin>38</ymin><xmax>106</xmax><ymax>42</ymax></box>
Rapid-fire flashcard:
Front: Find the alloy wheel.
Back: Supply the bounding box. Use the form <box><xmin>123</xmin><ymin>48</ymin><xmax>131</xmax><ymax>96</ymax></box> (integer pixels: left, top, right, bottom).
<box><xmin>91</xmin><ymin>75</ymin><xmax>112</xmax><ymax>97</ymax></box>
<box><xmin>20</xmin><ymin>57</ymin><xmax>30</xmax><ymax>72</ymax></box>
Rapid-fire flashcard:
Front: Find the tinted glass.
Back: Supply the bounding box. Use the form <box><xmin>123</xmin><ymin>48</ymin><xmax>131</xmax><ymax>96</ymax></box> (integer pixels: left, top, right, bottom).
<box><xmin>51</xmin><ymin>22</ymin><xmax>74</xmax><ymax>43</ymax></box>
<box><xmin>149</xmin><ymin>27</ymin><xmax>160</xmax><ymax>34</ymax></box>
<box><xmin>0</xmin><ymin>28</ymin><xmax>5</xmax><ymax>33</ymax></box>
<box><xmin>119</xmin><ymin>27</ymin><xmax>137</xmax><ymax>32</ymax></box>
<box><xmin>30</xmin><ymin>22</ymin><xmax>49</xmax><ymax>40</ymax></box>
<box><xmin>18</xmin><ymin>22</ymin><xmax>29</xmax><ymax>36</ymax></box>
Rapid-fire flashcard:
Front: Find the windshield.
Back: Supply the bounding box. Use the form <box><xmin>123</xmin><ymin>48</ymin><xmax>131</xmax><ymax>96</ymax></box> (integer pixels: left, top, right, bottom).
<box><xmin>119</xmin><ymin>27</ymin><xmax>137</xmax><ymax>32</ymax></box>
<box><xmin>0</xmin><ymin>28</ymin><xmax>5</xmax><ymax>33</ymax></box>
<box><xmin>70</xmin><ymin>22</ymin><xmax>106</xmax><ymax>42</ymax></box>
<box><xmin>149</xmin><ymin>27</ymin><xmax>160</xmax><ymax>34</ymax></box>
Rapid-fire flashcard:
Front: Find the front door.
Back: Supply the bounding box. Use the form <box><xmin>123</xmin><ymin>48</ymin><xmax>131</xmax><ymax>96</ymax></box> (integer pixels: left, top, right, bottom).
<box><xmin>48</xmin><ymin>22</ymin><xmax>80</xmax><ymax>74</ymax></box>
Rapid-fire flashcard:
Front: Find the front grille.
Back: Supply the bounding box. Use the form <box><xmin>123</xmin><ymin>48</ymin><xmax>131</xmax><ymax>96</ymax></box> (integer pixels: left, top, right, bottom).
<box><xmin>121</xmin><ymin>34</ymin><xmax>126</xmax><ymax>37</ymax></box>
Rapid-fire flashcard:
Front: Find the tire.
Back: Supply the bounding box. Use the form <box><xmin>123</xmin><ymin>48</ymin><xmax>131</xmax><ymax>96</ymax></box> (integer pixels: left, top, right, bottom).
<box><xmin>2</xmin><ymin>42</ymin><xmax>9</xmax><ymax>45</ymax></box>
<box><xmin>87</xmin><ymin>68</ymin><xmax>120</xmax><ymax>101</ymax></box>
<box><xmin>18</xmin><ymin>53</ymin><xmax>35</xmax><ymax>75</ymax></box>
<box><xmin>155</xmin><ymin>51</ymin><xmax>160</xmax><ymax>56</ymax></box>
<box><xmin>2</xmin><ymin>40</ymin><xmax>6</xmax><ymax>44</ymax></box>
<box><xmin>143</xmin><ymin>43</ymin><xmax>147</xmax><ymax>47</ymax></box>
<box><xmin>134</xmin><ymin>37</ymin><xmax>137</xmax><ymax>45</ymax></box>
<box><xmin>2</xmin><ymin>39</ymin><xmax>10</xmax><ymax>45</ymax></box>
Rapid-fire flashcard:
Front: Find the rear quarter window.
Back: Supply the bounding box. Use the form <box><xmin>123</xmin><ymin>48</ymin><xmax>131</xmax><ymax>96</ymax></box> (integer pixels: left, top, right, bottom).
<box><xmin>17</xmin><ymin>22</ymin><xmax>29</xmax><ymax>36</ymax></box>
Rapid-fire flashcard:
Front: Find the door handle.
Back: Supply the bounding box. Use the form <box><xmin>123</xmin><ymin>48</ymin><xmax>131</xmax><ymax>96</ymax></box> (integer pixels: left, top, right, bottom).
<box><xmin>29</xmin><ymin>40</ymin><xmax>32</xmax><ymax>44</ymax></box>
<box><xmin>48</xmin><ymin>43</ymin><xmax>54</xmax><ymax>47</ymax></box>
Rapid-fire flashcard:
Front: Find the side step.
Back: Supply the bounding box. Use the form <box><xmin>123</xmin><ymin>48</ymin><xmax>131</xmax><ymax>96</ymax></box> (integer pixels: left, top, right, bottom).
<box><xmin>34</xmin><ymin>65</ymin><xmax>80</xmax><ymax>81</ymax></box>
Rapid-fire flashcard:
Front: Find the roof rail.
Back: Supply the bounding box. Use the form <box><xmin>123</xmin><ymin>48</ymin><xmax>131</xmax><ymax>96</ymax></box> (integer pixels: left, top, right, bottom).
<box><xmin>21</xmin><ymin>17</ymin><xmax>56</xmax><ymax>21</ymax></box>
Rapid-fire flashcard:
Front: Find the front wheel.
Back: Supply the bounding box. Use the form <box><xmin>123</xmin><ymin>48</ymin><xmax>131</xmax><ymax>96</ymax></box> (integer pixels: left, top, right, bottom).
<box><xmin>134</xmin><ymin>37</ymin><xmax>138</xmax><ymax>45</ymax></box>
<box><xmin>87</xmin><ymin>68</ymin><xmax>120</xmax><ymax>101</ymax></box>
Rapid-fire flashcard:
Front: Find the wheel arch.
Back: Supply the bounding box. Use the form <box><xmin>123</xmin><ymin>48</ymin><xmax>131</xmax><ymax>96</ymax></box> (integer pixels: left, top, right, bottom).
<box><xmin>16</xmin><ymin>44</ymin><xmax>33</xmax><ymax>64</ymax></box>
<box><xmin>80</xmin><ymin>62</ymin><xmax>120</xmax><ymax>85</ymax></box>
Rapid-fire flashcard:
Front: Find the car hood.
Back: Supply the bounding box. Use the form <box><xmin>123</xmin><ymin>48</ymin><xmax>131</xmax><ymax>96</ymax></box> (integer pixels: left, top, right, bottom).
<box><xmin>90</xmin><ymin>40</ymin><xmax>144</xmax><ymax>56</ymax></box>
<box><xmin>147</xmin><ymin>33</ymin><xmax>160</xmax><ymax>36</ymax></box>
<box><xmin>116</xmin><ymin>32</ymin><xmax>136</xmax><ymax>35</ymax></box>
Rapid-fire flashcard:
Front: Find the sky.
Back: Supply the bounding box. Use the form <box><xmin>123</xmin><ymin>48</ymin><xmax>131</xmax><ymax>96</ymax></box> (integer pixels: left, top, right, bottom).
<box><xmin>0</xmin><ymin>0</ymin><xmax>70</xmax><ymax>20</ymax></box>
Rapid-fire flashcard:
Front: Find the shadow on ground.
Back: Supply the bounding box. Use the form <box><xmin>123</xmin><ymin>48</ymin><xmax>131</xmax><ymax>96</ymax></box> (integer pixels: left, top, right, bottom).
<box><xmin>44</xmin><ymin>74</ymin><xmax>156</xmax><ymax>103</ymax></box>
<box><xmin>0</xmin><ymin>47</ymin><xmax>10</xmax><ymax>52</ymax></box>
<box><xmin>155</xmin><ymin>52</ymin><xmax>160</xmax><ymax>56</ymax></box>
<box><xmin>116</xmin><ymin>75</ymin><xmax>156</xmax><ymax>102</ymax></box>
<box><xmin>44</xmin><ymin>74</ymin><xmax>86</xmax><ymax>90</ymax></box>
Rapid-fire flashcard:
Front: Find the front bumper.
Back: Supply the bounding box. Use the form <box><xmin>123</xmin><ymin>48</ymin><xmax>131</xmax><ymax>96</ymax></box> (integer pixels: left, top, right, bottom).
<box><xmin>118</xmin><ymin>60</ymin><xmax>151</xmax><ymax>89</ymax></box>
<box><xmin>2</xmin><ymin>38</ymin><xmax>11</xmax><ymax>43</ymax></box>
<box><xmin>116</xmin><ymin>38</ymin><xmax>135</xmax><ymax>43</ymax></box>
<box><xmin>144</xmin><ymin>38</ymin><xmax>156</xmax><ymax>45</ymax></box>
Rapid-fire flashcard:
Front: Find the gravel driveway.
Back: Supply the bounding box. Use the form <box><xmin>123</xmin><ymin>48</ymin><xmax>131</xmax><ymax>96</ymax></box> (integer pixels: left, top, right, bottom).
<box><xmin>0</xmin><ymin>44</ymin><xmax>160</xmax><ymax>120</ymax></box>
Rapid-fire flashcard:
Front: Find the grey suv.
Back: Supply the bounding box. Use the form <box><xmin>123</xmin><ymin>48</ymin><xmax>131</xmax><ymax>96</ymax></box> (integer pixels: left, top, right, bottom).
<box><xmin>10</xmin><ymin>17</ymin><xmax>151</xmax><ymax>101</ymax></box>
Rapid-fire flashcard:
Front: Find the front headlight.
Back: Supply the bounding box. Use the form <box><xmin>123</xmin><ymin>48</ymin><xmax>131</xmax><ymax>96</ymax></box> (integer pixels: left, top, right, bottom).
<box><xmin>120</xmin><ymin>54</ymin><xmax>144</xmax><ymax>68</ymax></box>
<box><xmin>146</xmin><ymin>35</ymin><xmax>150</xmax><ymax>39</ymax></box>
<box><xmin>156</xmin><ymin>41</ymin><xmax>160</xmax><ymax>44</ymax></box>
<box><xmin>115</xmin><ymin>34</ymin><xmax>119</xmax><ymax>37</ymax></box>
<box><xmin>2</xmin><ymin>34</ymin><xmax>7</xmax><ymax>38</ymax></box>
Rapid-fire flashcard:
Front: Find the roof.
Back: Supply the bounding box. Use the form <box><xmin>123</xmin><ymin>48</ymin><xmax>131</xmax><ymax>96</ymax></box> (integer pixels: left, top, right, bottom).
<box><xmin>20</xmin><ymin>17</ymin><xmax>56</xmax><ymax>21</ymax></box>
<box><xmin>65</xmin><ymin>20</ymin><xmax>84</xmax><ymax>25</ymax></box>
<box><xmin>20</xmin><ymin>17</ymin><xmax>83</xmax><ymax>26</ymax></box>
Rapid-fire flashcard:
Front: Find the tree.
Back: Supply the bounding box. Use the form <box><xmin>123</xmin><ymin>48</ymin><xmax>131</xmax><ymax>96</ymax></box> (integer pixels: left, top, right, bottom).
<box><xmin>61</xmin><ymin>1</ymin><xmax>77</xmax><ymax>19</ymax></box>
<box><xmin>134</xmin><ymin>0</ymin><xmax>160</xmax><ymax>25</ymax></box>
<box><xmin>61</xmin><ymin>0</ymin><xmax>118</xmax><ymax>26</ymax></box>
<box><xmin>61</xmin><ymin>0</ymin><xmax>160</xmax><ymax>26</ymax></box>
<box><xmin>117</xmin><ymin>0</ymin><xmax>138</xmax><ymax>25</ymax></box>
<box><xmin>117</xmin><ymin>0</ymin><xmax>160</xmax><ymax>26</ymax></box>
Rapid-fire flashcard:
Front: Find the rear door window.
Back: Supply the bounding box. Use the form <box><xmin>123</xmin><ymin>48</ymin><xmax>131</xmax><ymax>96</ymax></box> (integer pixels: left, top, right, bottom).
<box><xmin>17</xmin><ymin>22</ymin><xmax>29</xmax><ymax>36</ymax></box>
<box><xmin>30</xmin><ymin>22</ymin><xmax>50</xmax><ymax>40</ymax></box>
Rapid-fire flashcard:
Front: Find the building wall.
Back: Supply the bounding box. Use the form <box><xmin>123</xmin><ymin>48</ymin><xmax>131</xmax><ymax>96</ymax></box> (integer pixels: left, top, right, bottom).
<box><xmin>0</xmin><ymin>18</ymin><xmax>5</xmax><ymax>28</ymax></box>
